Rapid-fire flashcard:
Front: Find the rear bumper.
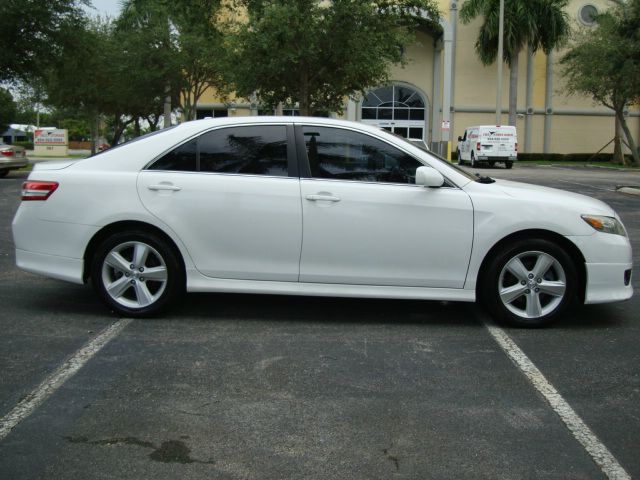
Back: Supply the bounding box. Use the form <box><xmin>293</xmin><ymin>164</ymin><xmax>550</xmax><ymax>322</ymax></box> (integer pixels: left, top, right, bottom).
<box><xmin>0</xmin><ymin>158</ymin><xmax>28</xmax><ymax>170</ymax></box>
<box><xmin>477</xmin><ymin>156</ymin><xmax>517</xmax><ymax>162</ymax></box>
<box><xmin>15</xmin><ymin>249</ymin><xmax>84</xmax><ymax>284</ymax></box>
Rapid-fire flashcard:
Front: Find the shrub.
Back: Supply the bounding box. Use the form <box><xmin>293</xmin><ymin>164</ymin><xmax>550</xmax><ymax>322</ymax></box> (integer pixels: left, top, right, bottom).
<box><xmin>13</xmin><ymin>141</ymin><xmax>34</xmax><ymax>150</ymax></box>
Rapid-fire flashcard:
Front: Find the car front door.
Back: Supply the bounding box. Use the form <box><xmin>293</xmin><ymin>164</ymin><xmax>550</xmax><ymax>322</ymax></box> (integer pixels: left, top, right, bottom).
<box><xmin>297</xmin><ymin>125</ymin><xmax>473</xmax><ymax>288</ymax></box>
<box><xmin>138</xmin><ymin>124</ymin><xmax>302</xmax><ymax>282</ymax></box>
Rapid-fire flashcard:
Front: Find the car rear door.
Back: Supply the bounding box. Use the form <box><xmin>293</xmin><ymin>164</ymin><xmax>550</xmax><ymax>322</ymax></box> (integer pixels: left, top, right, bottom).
<box><xmin>137</xmin><ymin>123</ymin><xmax>303</xmax><ymax>282</ymax></box>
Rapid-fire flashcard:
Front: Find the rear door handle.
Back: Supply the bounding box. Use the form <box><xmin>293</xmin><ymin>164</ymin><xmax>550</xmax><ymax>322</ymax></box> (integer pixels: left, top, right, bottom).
<box><xmin>305</xmin><ymin>194</ymin><xmax>341</xmax><ymax>202</ymax></box>
<box><xmin>148</xmin><ymin>184</ymin><xmax>181</xmax><ymax>192</ymax></box>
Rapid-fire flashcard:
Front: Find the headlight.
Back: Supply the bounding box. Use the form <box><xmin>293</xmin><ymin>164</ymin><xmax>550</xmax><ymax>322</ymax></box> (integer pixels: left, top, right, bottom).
<box><xmin>581</xmin><ymin>215</ymin><xmax>627</xmax><ymax>236</ymax></box>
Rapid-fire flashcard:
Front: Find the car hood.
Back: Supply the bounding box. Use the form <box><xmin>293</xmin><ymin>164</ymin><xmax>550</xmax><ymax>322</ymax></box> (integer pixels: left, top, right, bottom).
<box><xmin>491</xmin><ymin>179</ymin><xmax>615</xmax><ymax>216</ymax></box>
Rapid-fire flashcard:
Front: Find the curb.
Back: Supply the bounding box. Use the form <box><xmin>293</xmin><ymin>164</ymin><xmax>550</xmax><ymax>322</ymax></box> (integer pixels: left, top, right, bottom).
<box><xmin>616</xmin><ymin>186</ymin><xmax>640</xmax><ymax>196</ymax></box>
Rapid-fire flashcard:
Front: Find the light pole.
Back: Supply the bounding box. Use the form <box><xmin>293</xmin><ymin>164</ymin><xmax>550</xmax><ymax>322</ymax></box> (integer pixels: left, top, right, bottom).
<box><xmin>495</xmin><ymin>0</ymin><xmax>505</xmax><ymax>125</ymax></box>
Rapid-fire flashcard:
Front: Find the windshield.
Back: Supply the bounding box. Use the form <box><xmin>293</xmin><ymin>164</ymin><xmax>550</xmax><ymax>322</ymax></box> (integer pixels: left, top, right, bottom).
<box><xmin>395</xmin><ymin>136</ymin><xmax>478</xmax><ymax>182</ymax></box>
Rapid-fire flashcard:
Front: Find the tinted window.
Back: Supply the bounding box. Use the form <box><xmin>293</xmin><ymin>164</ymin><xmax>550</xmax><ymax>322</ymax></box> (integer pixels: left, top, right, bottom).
<box><xmin>149</xmin><ymin>125</ymin><xmax>288</xmax><ymax>175</ymax></box>
<box><xmin>150</xmin><ymin>138</ymin><xmax>197</xmax><ymax>171</ymax></box>
<box><xmin>302</xmin><ymin>126</ymin><xmax>422</xmax><ymax>184</ymax></box>
<box><xmin>199</xmin><ymin>125</ymin><xmax>288</xmax><ymax>176</ymax></box>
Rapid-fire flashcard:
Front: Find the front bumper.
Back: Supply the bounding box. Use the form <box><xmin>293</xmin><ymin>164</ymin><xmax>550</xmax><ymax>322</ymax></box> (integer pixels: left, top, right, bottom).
<box><xmin>567</xmin><ymin>232</ymin><xmax>633</xmax><ymax>304</ymax></box>
<box><xmin>584</xmin><ymin>263</ymin><xmax>633</xmax><ymax>303</ymax></box>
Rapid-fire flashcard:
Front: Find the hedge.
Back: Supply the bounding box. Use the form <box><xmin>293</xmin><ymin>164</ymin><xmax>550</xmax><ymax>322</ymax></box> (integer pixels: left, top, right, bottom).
<box><xmin>450</xmin><ymin>151</ymin><xmax>630</xmax><ymax>163</ymax></box>
<box><xmin>13</xmin><ymin>141</ymin><xmax>34</xmax><ymax>150</ymax></box>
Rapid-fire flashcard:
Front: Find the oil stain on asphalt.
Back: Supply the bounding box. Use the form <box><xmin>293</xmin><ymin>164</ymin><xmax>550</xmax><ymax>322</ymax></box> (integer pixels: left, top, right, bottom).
<box><xmin>64</xmin><ymin>436</ymin><xmax>215</xmax><ymax>464</ymax></box>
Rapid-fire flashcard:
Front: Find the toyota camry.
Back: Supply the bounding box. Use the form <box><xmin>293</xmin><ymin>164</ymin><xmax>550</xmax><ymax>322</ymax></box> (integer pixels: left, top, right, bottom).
<box><xmin>12</xmin><ymin>117</ymin><xmax>633</xmax><ymax>326</ymax></box>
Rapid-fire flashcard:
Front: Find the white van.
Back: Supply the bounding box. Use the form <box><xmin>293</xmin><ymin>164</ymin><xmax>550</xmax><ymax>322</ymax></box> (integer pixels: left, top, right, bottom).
<box><xmin>457</xmin><ymin>125</ymin><xmax>517</xmax><ymax>168</ymax></box>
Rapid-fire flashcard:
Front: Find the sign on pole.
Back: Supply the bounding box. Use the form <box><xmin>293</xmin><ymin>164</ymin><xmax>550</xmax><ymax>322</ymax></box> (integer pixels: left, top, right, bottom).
<box><xmin>34</xmin><ymin>129</ymin><xmax>69</xmax><ymax>157</ymax></box>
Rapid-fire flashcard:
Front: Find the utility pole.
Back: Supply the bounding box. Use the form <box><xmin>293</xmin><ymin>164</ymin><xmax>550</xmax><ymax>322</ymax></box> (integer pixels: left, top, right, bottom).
<box><xmin>495</xmin><ymin>0</ymin><xmax>505</xmax><ymax>125</ymax></box>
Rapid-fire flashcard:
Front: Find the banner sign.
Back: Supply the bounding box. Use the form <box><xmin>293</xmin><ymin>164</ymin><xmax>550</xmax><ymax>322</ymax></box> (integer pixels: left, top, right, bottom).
<box><xmin>34</xmin><ymin>129</ymin><xmax>68</xmax><ymax>146</ymax></box>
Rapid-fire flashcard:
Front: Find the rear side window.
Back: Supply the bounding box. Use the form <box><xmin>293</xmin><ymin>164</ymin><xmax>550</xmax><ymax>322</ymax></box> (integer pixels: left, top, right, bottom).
<box><xmin>150</xmin><ymin>138</ymin><xmax>197</xmax><ymax>171</ymax></box>
<box><xmin>149</xmin><ymin>125</ymin><xmax>288</xmax><ymax>176</ymax></box>
<box><xmin>302</xmin><ymin>126</ymin><xmax>422</xmax><ymax>184</ymax></box>
<box><xmin>199</xmin><ymin>125</ymin><xmax>287</xmax><ymax>176</ymax></box>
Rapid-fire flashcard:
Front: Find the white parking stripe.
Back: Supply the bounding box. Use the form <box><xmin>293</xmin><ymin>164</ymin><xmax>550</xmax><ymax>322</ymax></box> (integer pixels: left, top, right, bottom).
<box><xmin>484</xmin><ymin>320</ymin><xmax>631</xmax><ymax>480</ymax></box>
<box><xmin>0</xmin><ymin>318</ymin><xmax>132</xmax><ymax>441</ymax></box>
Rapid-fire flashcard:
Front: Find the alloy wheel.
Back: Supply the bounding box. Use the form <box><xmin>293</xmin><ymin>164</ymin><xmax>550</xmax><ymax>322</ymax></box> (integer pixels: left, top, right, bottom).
<box><xmin>498</xmin><ymin>250</ymin><xmax>567</xmax><ymax>319</ymax></box>
<box><xmin>101</xmin><ymin>241</ymin><xmax>168</xmax><ymax>309</ymax></box>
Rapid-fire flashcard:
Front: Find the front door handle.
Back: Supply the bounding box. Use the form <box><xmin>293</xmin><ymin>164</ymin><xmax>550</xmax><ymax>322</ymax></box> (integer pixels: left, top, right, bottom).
<box><xmin>148</xmin><ymin>184</ymin><xmax>182</xmax><ymax>192</ymax></box>
<box><xmin>305</xmin><ymin>194</ymin><xmax>341</xmax><ymax>202</ymax></box>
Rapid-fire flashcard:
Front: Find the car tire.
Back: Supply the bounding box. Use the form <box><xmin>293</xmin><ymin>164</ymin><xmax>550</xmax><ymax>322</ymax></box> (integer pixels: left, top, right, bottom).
<box><xmin>91</xmin><ymin>230</ymin><xmax>184</xmax><ymax>317</ymax></box>
<box><xmin>0</xmin><ymin>169</ymin><xmax>8</xmax><ymax>178</ymax></box>
<box><xmin>470</xmin><ymin>151</ymin><xmax>476</xmax><ymax>168</ymax></box>
<box><xmin>480</xmin><ymin>239</ymin><xmax>578</xmax><ymax>327</ymax></box>
<box><xmin>456</xmin><ymin>149</ymin><xmax>463</xmax><ymax>165</ymax></box>
<box><xmin>505</xmin><ymin>161</ymin><xmax>513</xmax><ymax>169</ymax></box>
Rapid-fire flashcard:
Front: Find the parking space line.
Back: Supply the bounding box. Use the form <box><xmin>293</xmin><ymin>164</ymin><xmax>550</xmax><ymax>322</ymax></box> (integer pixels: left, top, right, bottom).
<box><xmin>483</xmin><ymin>319</ymin><xmax>630</xmax><ymax>480</ymax></box>
<box><xmin>0</xmin><ymin>318</ymin><xmax>132</xmax><ymax>442</ymax></box>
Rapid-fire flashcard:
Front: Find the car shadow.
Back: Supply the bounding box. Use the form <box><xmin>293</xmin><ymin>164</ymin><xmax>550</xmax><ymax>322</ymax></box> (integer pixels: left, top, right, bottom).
<box><xmin>163</xmin><ymin>292</ymin><xmax>481</xmax><ymax>328</ymax></box>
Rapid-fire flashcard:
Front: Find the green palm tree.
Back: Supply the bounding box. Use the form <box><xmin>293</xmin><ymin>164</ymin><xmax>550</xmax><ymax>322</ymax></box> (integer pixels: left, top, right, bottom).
<box><xmin>460</xmin><ymin>0</ymin><xmax>570</xmax><ymax>126</ymax></box>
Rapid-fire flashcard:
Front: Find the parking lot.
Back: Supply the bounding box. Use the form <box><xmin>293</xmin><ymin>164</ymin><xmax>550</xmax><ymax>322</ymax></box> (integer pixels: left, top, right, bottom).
<box><xmin>1</xmin><ymin>164</ymin><xmax>639</xmax><ymax>479</ymax></box>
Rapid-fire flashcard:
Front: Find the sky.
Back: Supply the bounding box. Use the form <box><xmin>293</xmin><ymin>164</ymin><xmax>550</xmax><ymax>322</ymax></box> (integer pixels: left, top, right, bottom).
<box><xmin>83</xmin><ymin>0</ymin><xmax>123</xmax><ymax>18</ymax></box>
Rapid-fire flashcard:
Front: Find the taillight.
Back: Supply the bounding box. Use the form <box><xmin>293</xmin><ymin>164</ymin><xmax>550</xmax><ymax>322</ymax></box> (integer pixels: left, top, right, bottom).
<box><xmin>21</xmin><ymin>181</ymin><xmax>59</xmax><ymax>201</ymax></box>
<box><xmin>1</xmin><ymin>150</ymin><xmax>14</xmax><ymax>157</ymax></box>
<box><xmin>476</xmin><ymin>142</ymin><xmax>481</xmax><ymax>151</ymax></box>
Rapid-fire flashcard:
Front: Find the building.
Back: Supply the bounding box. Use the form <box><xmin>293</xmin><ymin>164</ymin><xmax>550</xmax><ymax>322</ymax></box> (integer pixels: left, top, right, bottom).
<box><xmin>194</xmin><ymin>0</ymin><xmax>639</xmax><ymax>158</ymax></box>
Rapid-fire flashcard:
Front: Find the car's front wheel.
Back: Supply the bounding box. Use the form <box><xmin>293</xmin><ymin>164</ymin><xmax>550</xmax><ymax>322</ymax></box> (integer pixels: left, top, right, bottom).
<box><xmin>91</xmin><ymin>231</ymin><xmax>184</xmax><ymax>317</ymax></box>
<box><xmin>481</xmin><ymin>239</ymin><xmax>578</xmax><ymax>327</ymax></box>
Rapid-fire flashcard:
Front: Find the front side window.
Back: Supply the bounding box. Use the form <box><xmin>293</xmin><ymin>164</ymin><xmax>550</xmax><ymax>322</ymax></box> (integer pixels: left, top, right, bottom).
<box><xmin>149</xmin><ymin>125</ymin><xmax>288</xmax><ymax>176</ymax></box>
<box><xmin>302</xmin><ymin>126</ymin><xmax>422</xmax><ymax>184</ymax></box>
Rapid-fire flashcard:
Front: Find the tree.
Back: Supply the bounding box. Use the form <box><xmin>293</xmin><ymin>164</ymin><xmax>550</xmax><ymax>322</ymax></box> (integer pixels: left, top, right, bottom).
<box><xmin>460</xmin><ymin>0</ymin><xmax>570</xmax><ymax>126</ymax></box>
<box><xmin>225</xmin><ymin>0</ymin><xmax>441</xmax><ymax>116</ymax></box>
<box><xmin>0</xmin><ymin>0</ymin><xmax>85</xmax><ymax>81</ymax></box>
<box><xmin>118</xmin><ymin>0</ymin><xmax>229</xmax><ymax>122</ymax></box>
<box><xmin>561</xmin><ymin>0</ymin><xmax>640</xmax><ymax>166</ymax></box>
<box><xmin>44</xmin><ymin>19</ymin><xmax>114</xmax><ymax>152</ymax></box>
<box><xmin>0</xmin><ymin>88</ymin><xmax>17</xmax><ymax>133</ymax></box>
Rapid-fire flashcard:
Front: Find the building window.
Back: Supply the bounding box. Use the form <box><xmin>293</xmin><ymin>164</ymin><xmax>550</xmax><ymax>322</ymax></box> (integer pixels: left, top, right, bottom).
<box><xmin>196</xmin><ymin>108</ymin><xmax>229</xmax><ymax>120</ymax></box>
<box><xmin>578</xmin><ymin>4</ymin><xmax>598</xmax><ymax>26</ymax></box>
<box><xmin>360</xmin><ymin>84</ymin><xmax>427</xmax><ymax>141</ymax></box>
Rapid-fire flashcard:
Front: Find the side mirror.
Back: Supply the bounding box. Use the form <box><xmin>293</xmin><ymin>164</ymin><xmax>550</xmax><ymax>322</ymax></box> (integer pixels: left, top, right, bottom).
<box><xmin>457</xmin><ymin>136</ymin><xmax>463</xmax><ymax>141</ymax></box>
<box><xmin>416</xmin><ymin>166</ymin><xmax>444</xmax><ymax>188</ymax></box>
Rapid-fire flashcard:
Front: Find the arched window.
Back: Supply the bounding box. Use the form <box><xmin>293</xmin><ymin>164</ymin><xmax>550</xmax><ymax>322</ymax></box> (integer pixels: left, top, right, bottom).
<box><xmin>360</xmin><ymin>84</ymin><xmax>427</xmax><ymax>141</ymax></box>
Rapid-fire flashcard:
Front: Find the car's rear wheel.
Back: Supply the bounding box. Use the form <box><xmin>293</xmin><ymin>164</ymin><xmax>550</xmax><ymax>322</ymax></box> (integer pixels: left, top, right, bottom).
<box><xmin>91</xmin><ymin>231</ymin><xmax>183</xmax><ymax>317</ymax></box>
<box><xmin>481</xmin><ymin>239</ymin><xmax>578</xmax><ymax>327</ymax></box>
<box><xmin>505</xmin><ymin>161</ymin><xmax>513</xmax><ymax>169</ymax></box>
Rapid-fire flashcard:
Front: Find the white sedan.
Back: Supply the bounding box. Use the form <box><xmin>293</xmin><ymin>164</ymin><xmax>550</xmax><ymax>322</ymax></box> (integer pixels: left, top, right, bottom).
<box><xmin>12</xmin><ymin>117</ymin><xmax>633</xmax><ymax>326</ymax></box>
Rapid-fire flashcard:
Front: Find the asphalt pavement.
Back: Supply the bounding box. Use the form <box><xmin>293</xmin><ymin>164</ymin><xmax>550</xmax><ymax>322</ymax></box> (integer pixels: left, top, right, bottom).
<box><xmin>0</xmin><ymin>164</ymin><xmax>638</xmax><ymax>479</ymax></box>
